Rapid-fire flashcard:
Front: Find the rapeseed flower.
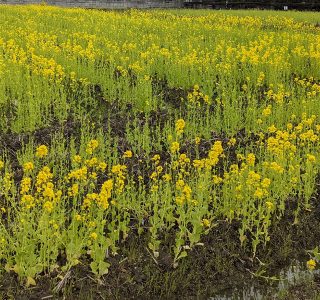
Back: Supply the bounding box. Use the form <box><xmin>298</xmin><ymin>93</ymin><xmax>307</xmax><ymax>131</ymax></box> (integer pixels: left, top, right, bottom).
<box><xmin>175</xmin><ymin>119</ymin><xmax>185</xmax><ymax>135</ymax></box>
<box><xmin>73</xmin><ymin>155</ymin><xmax>82</xmax><ymax>163</ymax></box>
<box><xmin>151</xmin><ymin>154</ymin><xmax>160</xmax><ymax>162</ymax></box>
<box><xmin>90</xmin><ymin>232</ymin><xmax>98</xmax><ymax>240</ymax></box>
<box><xmin>170</xmin><ymin>141</ymin><xmax>180</xmax><ymax>154</ymax></box>
<box><xmin>86</xmin><ymin>139</ymin><xmax>99</xmax><ymax>155</ymax></box>
<box><xmin>307</xmin><ymin>259</ymin><xmax>316</xmax><ymax>270</ymax></box>
<box><xmin>246</xmin><ymin>153</ymin><xmax>255</xmax><ymax>166</ymax></box>
<box><xmin>36</xmin><ymin>145</ymin><xmax>48</xmax><ymax>158</ymax></box>
<box><xmin>98</xmin><ymin>162</ymin><xmax>107</xmax><ymax>171</ymax></box>
<box><xmin>266</xmin><ymin>201</ymin><xmax>274</xmax><ymax>210</ymax></box>
<box><xmin>261</xmin><ymin>178</ymin><xmax>271</xmax><ymax>188</ymax></box>
<box><xmin>262</xmin><ymin>105</ymin><xmax>272</xmax><ymax>117</ymax></box>
<box><xmin>202</xmin><ymin>219</ymin><xmax>210</xmax><ymax>228</ymax></box>
<box><xmin>21</xmin><ymin>194</ymin><xmax>35</xmax><ymax>209</ymax></box>
<box><xmin>20</xmin><ymin>177</ymin><xmax>31</xmax><ymax>195</ymax></box>
<box><xmin>23</xmin><ymin>162</ymin><xmax>34</xmax><ymax>172</ymax></box>
<box><xmin>307</xmin><ymin>154</ymin><xmax>316</xmax><ymax>163</ymax></box>
<box><xmin>43</xmin><ymin>201</ymin><xmax>54</xmax><ymax>212</ymax></box>
<box><xmin>268</xmin><ymin>125</ymin><xmax>277</xmax><ymax>133</ymax></box>
<box><xmin>123</xmin><ymin>150</ymin><xmax>133</xmax><ymax>158</ymax></box>
<box><xmin>227</xmin><ymin>138</ymin><xmax>236</xmax><ymax>146</ymax></box>
<box><xmin>162</xmin><ymin>174</ymin><xmax>172</xmax><ymax>182</ymax></box>
<box><xmin>254</xmin><ymin>188</ymin><xmax>264</xmax><ymax>199</ymax></box>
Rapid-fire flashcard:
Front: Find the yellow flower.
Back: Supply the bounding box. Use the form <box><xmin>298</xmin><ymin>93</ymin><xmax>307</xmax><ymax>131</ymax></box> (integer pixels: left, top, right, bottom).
<box><xmin>287</xmin><ymin>123</ymin><xmax>293</xmax><ymax>130</ymax></box>
<box><xmin>206</xmin><ymin>141</ymin><xmax>224</xmax><ymax>168</ymax></box>
<box><xmin>156</xmin><ymin>166</ymin><xmax>163</xmax><ymax>173</ymax></box>
<box><xmin>123</xmin><ymin>150</ymin><xmax>133</xmax><ymax>158</ymax></box>
<box><xmin>176</xmin><ymin>179</ymin><xmax>185</xmax><ymax>190</ymax></box>
<box><xmin>182</xmin><ymin>184</ymin><xmax>192</xmax><ymax>200</ymax></box>
<box><xmin>266</xmin><ymin>201</ymin><xmax>274</xmax><ymax>210</ymax></box>
<box><xmin>202</xmin><ymin>218</ymin><xmax>210</xmax><ymax>228</ymax></box>
<box><xmin>307</xmin><ymin>259</ymin><xmax>316</xmax><ymax>270</ymax></box>
<box><xmin>151</xmin><ymin>184</ymin><xmax>159</xmax><ymax>192</ymax></box>
<box><xmin>150</xmin><ymin>171</ymin><xmax>158</xmax><ymax>181</ymax></box>
<box><xmin>20</xmin><ymin>177</ymin><xmax>32</xmax><ymax>195</ymax></box>
<box><xmin>98</xmin><ymin>162</ymin><xmax>107</xmax><ymax>171</ymax></box>
<box><xmin>227</xmin><ymin>138</ymin><xmax>236</xmax><ymax>146</ymax></box>
<box><xmin>212</xmin><ymin>175</ymin><xmax>223</xmax><ymax>184</ymax></box>
<box><xmin>73</xmin><ymin>155</ymin><xmax>82</xmax><ymax>163</ymax></box>
<box><xmin>68</xmin><ymin>166</ymin><xmax>88</xmax><ymax>181</ymax></box>
<box><xmin>193</xmin><ymin>159</ymin><xmax>204</xmax><ymax>170</ymax></box>
<box><xmin>98</xmin><ymin>179</ymin><xmax>113</xmax><ymax>209</ymax></box>
<box><xmin>254</xmin><ymin>188</ymin><xmax>264</xmax><ymax>199</ymax></box>
<box><xmin>70</xmin><ymin>183</ymin><xmax>79</xmax><ymax>196</ymax></box>
<box><xmin>151</xmin><ymin>154</ymin><xmax>160</xmax><ymax>162</ymax></box>
<box><xmin>75</xmin><ymin>214</ymin><xmax>82</xmax><ymax>221</ymax></box>
<box><xmin>235</xmin><ymin>185</ymin><xmax>242</xmax><ymax>192</ymax></box>
<box><xmin>36</xmin><ymin>166</ymin><xmax>53</xmax><ymax>188</ymax></box>
<box><xmin>86</xmin><ymin>139</ymin><xmax>99</xmax><ymax>154</ymax></box>
<box><xmin>89</xmin><ymin>221</ymin><xmax>96</xmax><ymax>227</ymax></box>
<box><xmin>195</xmin><ymin>136</ymin><xmax>201</xmax><ymax>145</ymax></box>
<box><xmin>269</xmin><ymin>162</ymin><xmax>284</xmax><ymax>173</ymax></box>
<box><xmin>86</xmin><ymin>157</ymin><xmax>98</xmax><ymax>167</ymax></box>
<box><xmin>36</xmin><ymin>145</ymin><xmax>48</xmax><ymax>158</ymax></box>
<box><xmin>21</xmin><ymin>194</ymin><xmax>35</xmax><ymax>209</ymax></box>
<box><xmin>175</xmin><ymin>119</ymin><xmax>185</xmax><ymax>135</ymax></box>
<box><xmin>162</xmin><ymin>173</ymin><xmax>172</xmax><ymax>182</ymax></box>
<box><xmin>43</xmin><ymin>201</ymin><xmax>53</xmax><ymax>212</ymax></box>
<box><xmin>268</xmin><ymin>125</ymin><xmax>277</xmax><ymax>133</ymax></box>
<box><xmin>170</xmin><ymin>141</ymin><xmax>180</xmax><ymax>154</ymax></box>
<box><xmin>307</xmin><ymin>154</ymin><xmax>316</xmax><ymax>163</ymax></box>
<box><xmin>246</xmin><ymin>153</ymin><xmax>256</xmax><ymax>166</ymax></box>
<box><xmin>256</xmin><ymin>119</ymin><xmax>263</xmax><ymax>125</ymax></box>
<box><xmin>90</xmin><ymin>232</ymin><xmax>98</xmax><ymax>240</ymax></box>
<box><xmin>175</xmin><ymin>196</ymin><xmax>184</xmax><ymax>205</ymax></box>
<box><xmin>23</xmin><ymin>162</ymin><xmax>34</xmax><ymax>172</ymax></box>
<box><xmin>261</xmin><ymin>178</ymin><xmax>271</xmax><ymax>188</ymax></box>
<box><xmin>262</xmin><ymin>105</ymin><xmax>272</xmax><ymax>117</ymax></box>
<box><xmin>111</xmin><ymin>164</ymin><xmax>127</xmax><ymax>174</ymax></box>
<box><xmin>179</xmin><ymin>153</ymin><xmax>190</xmax><ymax>165</ymax></box>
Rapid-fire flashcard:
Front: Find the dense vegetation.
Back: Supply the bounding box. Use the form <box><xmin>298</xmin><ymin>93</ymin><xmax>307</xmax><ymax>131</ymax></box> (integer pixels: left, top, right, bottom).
<box><xmin>0</xmin><ymin>5</ymin><xmax>320</xmax><ymax>298</ymax></box>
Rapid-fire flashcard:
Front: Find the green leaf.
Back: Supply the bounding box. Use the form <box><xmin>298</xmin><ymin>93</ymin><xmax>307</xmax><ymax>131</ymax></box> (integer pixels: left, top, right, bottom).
<box><xmin>98</xmin><ymin>261</ymin><xmax>110</xmax><ymax>276</ymax></box>
<box><xmin>177</xmin><ymin>250</ymin><xmax>188</xmax><ymax>261</ymax></box>
<box><xmin>90</xmin><ymin>261</ymin><xmax>98</xmax><ymax>274</ymax></box>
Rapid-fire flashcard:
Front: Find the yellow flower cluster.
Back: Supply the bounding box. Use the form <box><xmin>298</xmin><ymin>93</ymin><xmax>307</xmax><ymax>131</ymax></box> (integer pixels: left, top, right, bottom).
<box><xmin>307</xmin><ymin>259</ymin><xmax>316</xmax><ymax>270</ymax></box>
<box><xmin>187</xmin><ymin>85</ymin><xmax>210</xmax><ymax>106</ymax></box>
<box><xmin>86</xmin><ymin>139</ymin><xmax>99</xmax><ymax>155</ymax></box>
<box><xmin>175</xmin><ymin>119</ymin><xmax>185</xmax><ymax>136</ymax></box>
<box><xmin>36</xmin><ymin>145</ymin><xmax>48</xmax><ymax>158</ymax></box>
<box><xmin>123</xmin><ymin>150</ymin><xmax>133</xmax><ymax>158</ymax></box>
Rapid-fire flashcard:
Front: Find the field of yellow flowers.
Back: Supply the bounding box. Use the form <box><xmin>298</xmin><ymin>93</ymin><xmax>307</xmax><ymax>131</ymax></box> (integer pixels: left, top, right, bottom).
<box><xmin>0</xmin><ymin>5</ymin><xmax>320</xmax><ymax>298</ymax></box>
